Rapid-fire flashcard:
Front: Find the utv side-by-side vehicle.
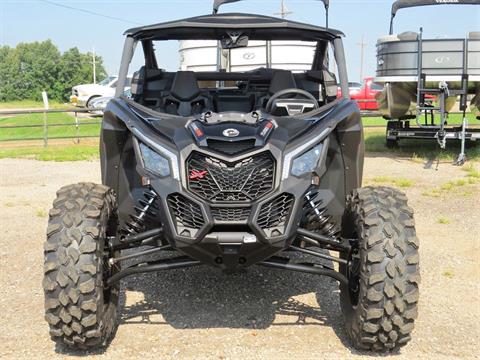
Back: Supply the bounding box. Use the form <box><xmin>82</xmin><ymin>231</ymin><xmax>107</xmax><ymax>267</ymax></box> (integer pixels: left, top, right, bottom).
<box><xmin>43</xmin><ymin>0</ymin><xmax>420</xmax><ymax>352</ymax></box>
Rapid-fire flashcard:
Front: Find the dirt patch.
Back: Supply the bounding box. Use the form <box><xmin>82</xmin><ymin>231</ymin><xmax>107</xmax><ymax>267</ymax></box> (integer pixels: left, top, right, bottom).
<box><xmin>0</xmin><ymin>157</ymin><xmax>479</xmax><ymax>360</ymax></box>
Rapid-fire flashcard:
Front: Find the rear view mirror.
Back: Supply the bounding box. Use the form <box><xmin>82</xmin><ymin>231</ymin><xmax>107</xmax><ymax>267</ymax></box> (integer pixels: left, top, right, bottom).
<box><xmin>221</xmin><ymin>34</ymin><xmax>249</xmax><ymax>49</ymax></box>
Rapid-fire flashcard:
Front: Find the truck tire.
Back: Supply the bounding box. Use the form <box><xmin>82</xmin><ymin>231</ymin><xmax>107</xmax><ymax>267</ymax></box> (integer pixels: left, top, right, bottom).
<box><xmin>43</xmin><ymin>183</ymin><xmax>120</xmax><ymax>349</ymax></box>
<box><xmin>340</xmin><ymin>186</ymin><xmax>420</xmax><ymax>351</ymax></box>
<box><xmin>86</xmin><ymin>96</ymin><xmax>100</xmax><ymax>108</ymax></box>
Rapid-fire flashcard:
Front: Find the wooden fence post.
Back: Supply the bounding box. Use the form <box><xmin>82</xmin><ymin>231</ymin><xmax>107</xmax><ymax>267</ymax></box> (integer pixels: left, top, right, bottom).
<box><xmin>42</xmin><ymin>91</ymin><xmax>49</xmax><ymax>147</ymax></box>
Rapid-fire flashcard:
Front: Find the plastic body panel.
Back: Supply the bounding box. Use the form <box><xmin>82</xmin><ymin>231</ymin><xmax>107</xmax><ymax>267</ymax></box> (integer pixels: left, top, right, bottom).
<box><xmin>100</xmin><ymin>98</ymin><xmax>362</xmax><ymax>270</ymax></box>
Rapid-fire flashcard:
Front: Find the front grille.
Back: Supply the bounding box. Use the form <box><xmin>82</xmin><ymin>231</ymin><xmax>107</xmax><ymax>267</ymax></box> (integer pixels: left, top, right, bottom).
<box><xmin>187</xmin><ymin>151</ymin><xmax>275</xmax><ymax>203</ymax></box>
<box><xmin>167</xmin><ymin>193</ymin><xmax>204</xmax><ymax>237</ymax></box>
<box><xmin>207</xmin><ymin>139</ymin><xmax>256</xmax><ymax>155</ymax></box>
<box><xmin>257</xmin><ymin>193</ymin><xmax>295</xmax><ymax>237</ymax></box>
<box><xmin>211</xmin><ymin>207</ymin><xmax>251</xmax><ymax>222</ymax></box>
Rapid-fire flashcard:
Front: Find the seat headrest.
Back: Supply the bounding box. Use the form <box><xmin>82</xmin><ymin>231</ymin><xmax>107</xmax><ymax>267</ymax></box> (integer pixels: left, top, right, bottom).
<box><xmin>269</xmin><ymin>70</ymin><xmax>297</xmax><ymax>95</ymax></box>
<box><xmin>130</xmin><ymin>66</ymin><xmax>145</xmax><ymax>96</ymax></box>
<box><xmin>171</xmin><ymin>71</ymin><xmax>200</xmax><ymax>101</ymax></box>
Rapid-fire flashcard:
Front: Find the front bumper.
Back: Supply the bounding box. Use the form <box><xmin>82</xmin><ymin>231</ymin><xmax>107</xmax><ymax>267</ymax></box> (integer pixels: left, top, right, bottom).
<box><xmin>140</xmin><ymin>147</ymin><xmax>322</xmax><ymax>271</ymax></box>
<box><xmin>69</xmin><ymin>95</ymin><xmax>89</xmax><ymax>107</ymax></box>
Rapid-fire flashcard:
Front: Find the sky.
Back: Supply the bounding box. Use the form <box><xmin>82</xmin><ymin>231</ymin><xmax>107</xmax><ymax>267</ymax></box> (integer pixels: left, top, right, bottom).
<box><xmin>0</xmin><ymin>0</ymin><xmax>479</xmax><ymax>82</ymax></box>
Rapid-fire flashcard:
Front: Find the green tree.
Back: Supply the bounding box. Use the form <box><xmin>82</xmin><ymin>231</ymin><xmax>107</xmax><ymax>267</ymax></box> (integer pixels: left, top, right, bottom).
<box><xmin>0</xmin><ymin>40</ymin><xmax>107</xmax><ymax>102</ymax></box>
<box><xmin>53</xmin><ymin>48</ymin><xmax>107</xmax><ymax>102</ymax></box>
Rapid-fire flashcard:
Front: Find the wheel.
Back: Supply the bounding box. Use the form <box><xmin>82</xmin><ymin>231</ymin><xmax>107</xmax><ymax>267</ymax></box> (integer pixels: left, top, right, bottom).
<box><xmin>43</xmin><ymin>183</ymin><xmax>120</xmax><ymax>349</ymax></box>
<box><xmin>339</xmin><ymin>186</ymin><xmax>420</xmax><ymax>351</ymax></box>
<box><xmin>386</xmin><ymin>121</ymin><xmax>399</xmax><ymax>148</ymax></box>
<box><xmin>86</xmin><ymin>96</ymin><xmax>100</xmax><ymax>108</ymax></box>
<box><xmin>385</xmin><ymin>138</ymin><xmax>398</xmax><ymax>149</ymax></box>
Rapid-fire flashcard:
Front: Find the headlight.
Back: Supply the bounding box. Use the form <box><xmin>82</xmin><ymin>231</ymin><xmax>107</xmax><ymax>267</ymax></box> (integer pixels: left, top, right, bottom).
<box><xmin>139</xmin><ymin>143</ymin><xmax>171</xmax><ymax>177</ymax></box>
<box><xmin>132</xmin><ymin>128</ymin><xmax>180</xmax><ymax>180</ymax></box>
<box><xmin>282</xmin><ymin>128</ymin><xmax>331</xmax><ymax>180</ymax></box>
<box><xmin>291</xmin><ymin>144</ymin><xmax>324</xmax><ymax>177</ymax></box>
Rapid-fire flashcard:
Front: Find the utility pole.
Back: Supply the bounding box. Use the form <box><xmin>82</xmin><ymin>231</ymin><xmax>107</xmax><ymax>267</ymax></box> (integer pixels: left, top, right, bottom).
<box><xmin>274</xmin><ymin>0</ymin><xmax>293</xmax><ymax>19</ymax></box>
<box><xmin>92</xmin><ymin>48</ymin><xmax>96</xmax><ymax>84</ymax></box>
<box><xmin>357</xmin><ymin>35</ymin><xmax>367</xmax><ymax>82</ymax></box>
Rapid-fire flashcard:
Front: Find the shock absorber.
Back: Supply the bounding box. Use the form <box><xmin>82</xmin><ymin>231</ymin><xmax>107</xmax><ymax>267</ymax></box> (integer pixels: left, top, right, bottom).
<box><xmin>303</xmin><ymin>189</ymin><xmax>340</xmax><ymax>238</ymax></box>
<box><xmin>122</xmin><ymin>189</ymin><xmax>159</xmax><ymax>235</ymax></box>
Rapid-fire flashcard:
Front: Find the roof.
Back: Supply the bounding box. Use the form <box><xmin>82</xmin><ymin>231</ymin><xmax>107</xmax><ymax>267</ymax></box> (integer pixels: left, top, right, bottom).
<box><xmin>124</xmin><ymin>13</ymin><xmax>344</xmax><ymax>41</ymax></box>
<box><xmin>391</xmin><ymin>0</ymin><xmax>480</xmax><ymax>16</ymax></box>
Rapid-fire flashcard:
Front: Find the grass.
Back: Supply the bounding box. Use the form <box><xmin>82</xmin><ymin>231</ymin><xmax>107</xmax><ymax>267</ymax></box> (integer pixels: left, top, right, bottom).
<box><xmin>369</xmin><ymin>176</ymin><xmax>414</xmax><ymax>188</ymax></box>
<box><xmin>0</xmin><ymin>113</ymin><xmax>101</xmax><ymax>141</ymax></box>
<box><xmin>437</xmin><ymin>216</ymin><xmax>451</xmax><ymax>225</ymax></box>
<box><xmin>362</xmin><ymin>113</ymin><xmax>471</xmax><ymax>127</ymax></box>
<box><xmin>0</xmin><ymin>130</ymin><xmax>478</xmax><ymax>162</ymax></box>
<box><xmin>422</xmin><ymin>189</ymin><xmax>441</xmax><ymax>198</ymax></box>
<box><xmin>462</xmin><ymin>164</ymin><xmax>480</xmax><ymax>179</ymax></box>
<box><xmin>0</xmin><ymin>145</ymin><xmax>100</xmax><ymax>161</ymax></box>
<box><xmin>362</xmin><ymin>113</ymin><xmax>480</xmax><ymax>161</ymax></box>
<box><xmin>36</xmin><ymin>210</ymin><xmax>47</xmax><ymax>218</ymax></box>
<box><xmin>364</xmin><ymin>128</ymin><xmax>480</xmax><ymax>161</ymax></box>
<box><xmin>0</xmin><ymin>112</ymin><xmax>478</xmax><ymax>162</ymax></box>
<box><xmin>441</xmin><ymin>178</ymin><xmax>473</xmax><ymax>191</ymax></box>
<box><xmin>441</xmin><ymin>179</ymin><xmax>468</xmax><ymax>190</ymax></box>
<box><xmin>442</xmin><ymin>269</ymin><xmax>455</xmax><ymax>278</ymax></box>
<box><xmin>423</xmin><ymin>167</ymin><xmax>479</xmax><ymax>198</ymax></box>
<box><xmin>0</xmin><ymin>100</ymin><xmax>66</xmax><ymax>110</ymax></box>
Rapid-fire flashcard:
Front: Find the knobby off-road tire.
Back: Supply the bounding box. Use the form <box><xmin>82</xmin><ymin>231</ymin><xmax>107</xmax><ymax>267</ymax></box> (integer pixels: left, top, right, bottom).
<box><xmin>340</xmin><ymin>186</ymin><xmax>420</xmax><ymax>352</ymax></box>
<box><xmin>43</xmin><ymin>183</ymin><xmax>120</xmax><ymax>349</ymax></box>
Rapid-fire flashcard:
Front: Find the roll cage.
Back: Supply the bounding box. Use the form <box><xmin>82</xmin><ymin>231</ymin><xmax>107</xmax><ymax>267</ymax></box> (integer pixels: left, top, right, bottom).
<box><xmin>115</xmin><ymin>12</ymin><xmax>350</xmax><ymax>114</ymax></box>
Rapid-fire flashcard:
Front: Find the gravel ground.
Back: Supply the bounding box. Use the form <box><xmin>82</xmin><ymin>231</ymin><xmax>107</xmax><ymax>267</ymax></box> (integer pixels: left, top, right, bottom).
<box><xmin>0</xmin><ymin>156</ymin><xmax>479</xmax><ymax>360</ymax></box>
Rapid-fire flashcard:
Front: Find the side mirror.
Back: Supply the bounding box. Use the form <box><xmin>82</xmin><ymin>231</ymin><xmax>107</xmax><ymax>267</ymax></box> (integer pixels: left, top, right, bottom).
<box><xmin>130</xmin><ymin>67</ymin><xmax>145</xmax><ymax>97</ymax></box>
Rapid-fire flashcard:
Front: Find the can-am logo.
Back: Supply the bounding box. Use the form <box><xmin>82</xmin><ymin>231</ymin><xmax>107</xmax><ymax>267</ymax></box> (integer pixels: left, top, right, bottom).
<box><xmin>223</xmin><ymin>128</ymin><xmax>240</xmax><ymax>137</ymax></box>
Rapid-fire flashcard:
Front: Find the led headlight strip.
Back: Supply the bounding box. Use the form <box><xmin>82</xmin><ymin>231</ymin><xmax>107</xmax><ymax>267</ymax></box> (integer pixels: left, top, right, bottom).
<box><xmin>131</xmin><ymin>127</ymin><xmax>180</xmax><ymax>180</ymax></box>
<box><xmin>281</xmin><ymin>127</ymin><xmax>331</xmax><ymax>180</ymax></box>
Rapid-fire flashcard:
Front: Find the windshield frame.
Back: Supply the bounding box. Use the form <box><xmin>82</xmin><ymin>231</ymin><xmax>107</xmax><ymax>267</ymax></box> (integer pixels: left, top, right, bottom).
<box><xmin>115</xmin><ymin>30</ymin><xmax>350</xmax><ymax>117</ymax></box>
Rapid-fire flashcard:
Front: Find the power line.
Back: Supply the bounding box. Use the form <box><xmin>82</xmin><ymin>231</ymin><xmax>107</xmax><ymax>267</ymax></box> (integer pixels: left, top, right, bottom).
<box><xmin>357</xmin><ymin>35</ymin><xmax>368</xmax><ymax>81</ymax></box>
<box><xmin>39</xmin><ymin>0</ymin><xmax>141</xmax><ymax>26</ymax></box>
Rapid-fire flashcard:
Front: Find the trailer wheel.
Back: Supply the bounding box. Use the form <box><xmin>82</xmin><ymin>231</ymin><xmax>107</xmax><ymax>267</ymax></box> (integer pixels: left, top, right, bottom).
<box><xmin>43</xmin><ymin>183</ymin><xmax>120</xmax><ymax>350</ymax></box>
<box><xmin>386</xmin><ymin>121</ymin><xmax>399</xmax><ymax>148</ymax></box>
<box><xmin>340</xmin><ymin>186</ymin><xmax>420</xmax><ymax>352</ymax></box>
<box><xmin>386</xmin><ymin>138</ymin><xmax>398</xmax><ymax>148</ymax></box>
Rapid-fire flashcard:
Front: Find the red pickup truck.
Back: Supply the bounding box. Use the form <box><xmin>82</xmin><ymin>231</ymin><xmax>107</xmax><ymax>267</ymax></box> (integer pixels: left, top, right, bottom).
<box><xmin>337</xmin><ymin>77</ymin><xmax>383</xmax><ymax>111</ymax></box>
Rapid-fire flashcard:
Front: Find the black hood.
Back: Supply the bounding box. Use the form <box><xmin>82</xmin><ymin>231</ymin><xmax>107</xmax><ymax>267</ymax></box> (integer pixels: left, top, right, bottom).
<box><xmin>145</xmin><ymin>112</ymin><xmax>328</xmax><ymax>153</ymax></box>
<box><xmin>107</xmin><ymin>98</ymin><xmax>353</xmax><ymax>157</ymax></box>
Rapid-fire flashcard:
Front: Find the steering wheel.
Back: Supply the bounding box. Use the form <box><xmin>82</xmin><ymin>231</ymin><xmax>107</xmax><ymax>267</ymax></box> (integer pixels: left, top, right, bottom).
<box><xmin>266</xmin><ymin>88</ymin><xmax>319</xmax><ymax>114</ymax></box>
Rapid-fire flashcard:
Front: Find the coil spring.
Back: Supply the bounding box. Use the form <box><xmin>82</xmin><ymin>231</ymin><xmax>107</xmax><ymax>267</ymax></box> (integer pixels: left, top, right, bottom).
<box><xmin>122</xmin><ymin>189</ymin><xmax>159</xmax><ymax>235</ymax></box>
<box><xmin>304</xmin><ymin>189</ymin><xmax>340</xmax><ymax>238</ymax></box>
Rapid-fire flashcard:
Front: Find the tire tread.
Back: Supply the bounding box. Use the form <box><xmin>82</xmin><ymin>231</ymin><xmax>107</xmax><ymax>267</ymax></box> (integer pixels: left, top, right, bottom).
<box><xmin>43</xmin><ymin>182</ymin><xmax>117</xmax><ymax>349</ymax></box>
<box><xmin>342</xmin><ymin>186</ymin><xmax>420</xmax><ymax>351</ymax></box>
